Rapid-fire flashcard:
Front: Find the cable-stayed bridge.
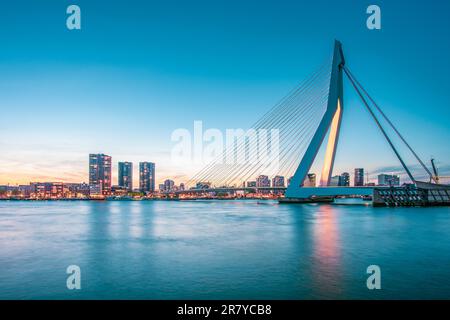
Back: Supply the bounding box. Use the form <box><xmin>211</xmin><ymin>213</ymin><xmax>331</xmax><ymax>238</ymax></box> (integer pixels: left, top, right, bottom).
<box><xmin>178</xmin><ymin>41</ymin><xmax>449</xmax><ymax>207</ymax></box>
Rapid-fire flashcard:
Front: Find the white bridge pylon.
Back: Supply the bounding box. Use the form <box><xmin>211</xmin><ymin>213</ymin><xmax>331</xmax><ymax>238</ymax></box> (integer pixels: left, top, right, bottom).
<box><xmin>285</xmin><ymin>40</ymin><xmax>345</xmax><ymax>198</ymax></box>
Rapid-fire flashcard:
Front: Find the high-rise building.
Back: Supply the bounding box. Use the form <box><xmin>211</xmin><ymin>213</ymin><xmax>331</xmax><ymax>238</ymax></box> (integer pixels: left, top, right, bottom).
<box><xmin>378</xmin><ymin>174</ymin><xmax>400</xmax><ymax>186</ymax></box>
<box><xmin>272</xmin><ymin>176</ymin><xmax>285</xmax><ymax>187</ymax></box>
<box><xmin>164</xmin><ymin>179</ymin><xmax>175</xmax><ymax>192</ymax></box>
<box><xmin>118</xmin><ymin>162</ymin><xmax>133</xmax><ymax>191</ymax></box>
<box><xmin>340</xmin><ymin>172</ymin><xmax>350</xmax><ymax>186</ymax></box>
<box><xmin>303</xmin><ymin>173</ymin><xmax>316</xmax><ymax>187</ymax></box>
<box><xmin>89</xmin><ymin>154</ymin><xmax>112</xmax><ymax>194</ymax></box>
<box><xmin>139</xmin><ymin>162</ymin><xmax>155</xmax><ymax>193</ymax></box>
<box><xmin>256</xmin><ymin>175</ymin><xmax>270</xmax><ymax>188</ymax></box>
<box><xmin>354</xmin><ymin>168</ymin><xmax>364</xmax><ymax>186</ymax></box>
<box><xmin>256</xmin><ymin>175</ymin><xmax>270</xmax><ymax>194</ymax></box>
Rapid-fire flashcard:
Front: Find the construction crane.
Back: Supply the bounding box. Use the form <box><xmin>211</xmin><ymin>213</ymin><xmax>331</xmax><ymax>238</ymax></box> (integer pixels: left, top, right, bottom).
<box><xmin>431</xmin><ymin>158</ymin><xmax>439</xmax><ymax>184</ymax></box>
<box><xmin>430</xmin><ymin>158</ymin><xmax>450</xmax><ymax>184</ymax></box>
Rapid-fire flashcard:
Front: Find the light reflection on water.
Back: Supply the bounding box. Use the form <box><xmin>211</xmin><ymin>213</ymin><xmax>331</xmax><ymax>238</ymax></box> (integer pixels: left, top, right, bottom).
<box><xmin>311</xmin><ymin>205</ymin><xmax>343</xmax><ymax>298</ymax></box>
<box><xmin>0</xmin><ymin>200</ymin><xmax>449</xmax><ymax>299</ymax></box>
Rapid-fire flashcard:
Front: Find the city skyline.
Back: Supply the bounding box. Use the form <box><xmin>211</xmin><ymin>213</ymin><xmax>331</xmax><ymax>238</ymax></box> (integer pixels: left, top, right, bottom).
<box><xmin>0</xmin><ymin>152</ymin><xmax>422</xmax><ymax>187</ymax></box>
<box><xmin>0</xmin><ymin>151</ymin><xmax>404</xmax><ymax>189</ymax></box>
<box><xmin>1</xmin><ymin>1</ymin><xmax>449</xmax><ymax>185</ymax></box>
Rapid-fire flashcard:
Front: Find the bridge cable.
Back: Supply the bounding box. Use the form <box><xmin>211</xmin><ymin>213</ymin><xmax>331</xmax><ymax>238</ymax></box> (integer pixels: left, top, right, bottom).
<box><xmin>186</xmin><ymin>61</ymin><xmax>330</xmax><ymax>186</ymax></box>
<box><xmin>343</xmin><ymin>66</ymin><xmax>416</xmax><ymax>184</ymax></box>
<box><xmin>225</xmin><ymin>64</ymin><xmax>331</xmax><ymax>186</ymax></box>
<box><xmin>217</xmin><ymin>72</ymin><xmax>330</xmax><ymax>186</ymax></box>
<box><xmin>221</xmin><ymin>86</ymin><xmax>329</xmax><ymax>186</ymax></box>
<box><xmin>188</xmin><ymin>60</ymin><xmax>331</xmax><ymax>187</ymax></box>
<box><xmin>344</xmin><ymin>67</ymin><xmax>436</xmax><ymax>183</ymax></box>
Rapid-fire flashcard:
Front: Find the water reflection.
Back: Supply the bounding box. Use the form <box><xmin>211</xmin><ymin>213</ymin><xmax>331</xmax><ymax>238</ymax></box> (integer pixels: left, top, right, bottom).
<box><xmin>311</xmin><ymin>205</ymin><xmax>343</xmax><ymax>298</ymax></box>
<box><xmin>1</xmin><ymin>201</ymin><xmax>449</xmax><ymax>299</ymax></box>
<box><xmin>128</xmin><ymin>202</ymin><xmax>144</xmax><ymax>239</ymax></box>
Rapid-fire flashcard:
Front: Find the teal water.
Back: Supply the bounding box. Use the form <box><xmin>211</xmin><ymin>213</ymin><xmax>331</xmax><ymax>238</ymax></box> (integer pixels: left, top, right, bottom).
<box><xmin>0</xmin><ymin>200</ymin><xmax>449</xmax><ymax>299</ymax></box>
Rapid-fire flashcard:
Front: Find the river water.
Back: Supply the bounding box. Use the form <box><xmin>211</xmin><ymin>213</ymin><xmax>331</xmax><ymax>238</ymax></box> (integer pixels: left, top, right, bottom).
<box><xmin>0</xmin><ymin>200</ymin><xmax>449</xmax><ymax>299</ymax></box>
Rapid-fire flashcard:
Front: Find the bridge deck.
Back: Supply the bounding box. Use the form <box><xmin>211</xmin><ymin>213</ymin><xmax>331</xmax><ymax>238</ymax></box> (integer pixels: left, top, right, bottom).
<box><xmin>286</xmin><ymin>186</ymin><xmax>376</xmax><ymax>199</ymax></box>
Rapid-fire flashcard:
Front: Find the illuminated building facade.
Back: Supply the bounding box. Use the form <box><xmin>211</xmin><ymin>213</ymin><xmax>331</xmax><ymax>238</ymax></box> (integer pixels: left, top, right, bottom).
<box><xmin>163</xmin><ymin>179</ymin><xmax>174</xmax><ymax>192</ymax></box>
<box><xmin>256</xmin><ymin>175</ymin><xmax>270</xmax><ymax>188</ymax></box>
<box><xmin>378</xmin><ymin>174</ymin><xmax>400</xmax><ymax>186</ymax></box>
<box><xmin>340</xmin><ymin>172</ymin><xmax>350</xmax><ymax>186</ymax></box>
<box><xmin>118</xmin><ymin>162</ymin><xmax>133</xmax><ymax>191</ymax></box>
<box><xmin>89</xmin><ymin>154</ymin><xmax>112</xmax><ymax>194</ymax></box>
<box><xmin>139</xmin><ymin>162</ymin><xmax>155</xmax><ymax>193</ymax></box>
<box><xmin>272</xmin><ymin>176</ymin><xmax>285</xmax><ymax>187</ymax></box>
<box><xmin>354</xmin><ymin>168</ymin><xmax>364</xmax><ymax>187</ymax></box>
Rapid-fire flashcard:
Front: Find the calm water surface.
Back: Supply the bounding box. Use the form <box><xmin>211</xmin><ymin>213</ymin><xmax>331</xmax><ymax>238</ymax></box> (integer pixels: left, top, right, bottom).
<box><xmin>0</xmin><ymin>200</ymin><xmax>449</xmax><ymax>299</ymax></box>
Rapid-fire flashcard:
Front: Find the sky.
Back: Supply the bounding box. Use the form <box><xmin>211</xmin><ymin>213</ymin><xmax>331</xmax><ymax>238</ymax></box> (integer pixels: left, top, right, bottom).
<box><xmin>0</xmin><ymin>0</ymin><xmax>449</xmax><ymax>186</ymax></box>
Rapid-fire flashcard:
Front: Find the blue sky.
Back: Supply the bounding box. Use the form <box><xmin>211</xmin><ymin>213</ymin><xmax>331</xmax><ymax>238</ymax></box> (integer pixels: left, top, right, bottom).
<box><xmin>0</xmin><ymin>0</ymin><xmax>449</xmax><ymax>186</ymax></box>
